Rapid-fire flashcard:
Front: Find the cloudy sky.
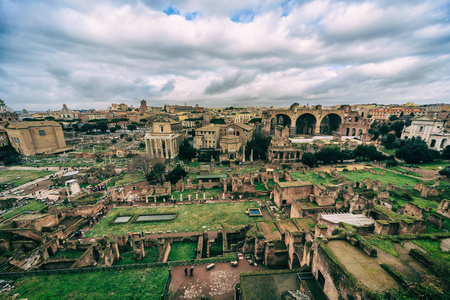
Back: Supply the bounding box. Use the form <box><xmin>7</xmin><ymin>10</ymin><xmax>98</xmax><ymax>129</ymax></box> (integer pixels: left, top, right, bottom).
<box><xmin>1</xmin><ymin>0</ymin><xmax>449</xmax><ymax>111</ymax></box>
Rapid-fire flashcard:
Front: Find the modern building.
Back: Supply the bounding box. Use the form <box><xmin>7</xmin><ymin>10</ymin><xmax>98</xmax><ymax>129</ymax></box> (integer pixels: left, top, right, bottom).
<box><xmin>5</xmin><ymin>121</ymin><xmax>72</xmax><ymax>156</ymax></box>
<box><xmin>401</xmin><ymin>116</ymin><xmax>450</xmax><ymax>151</ymax></box>
<box><xmin>144</xmin><ymin>118</ymin><xmax>184</xmax><ymax>159</ymax></box>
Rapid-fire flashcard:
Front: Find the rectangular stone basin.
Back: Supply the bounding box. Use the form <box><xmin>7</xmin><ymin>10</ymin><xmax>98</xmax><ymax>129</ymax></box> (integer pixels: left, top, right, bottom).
<box><xmin>136</xmin><ymin>214</ymin><xmax>177</xmax><ymax>222</ymax></box>
<box><xmin>249</xmin><ymin>208</ymin><xmax>262</xmax><ymax>216</ymax></box>
<box><xmin>113</xmin><ymin>216</ymin><xmax>132</xmax><ymax>223</ymax></box>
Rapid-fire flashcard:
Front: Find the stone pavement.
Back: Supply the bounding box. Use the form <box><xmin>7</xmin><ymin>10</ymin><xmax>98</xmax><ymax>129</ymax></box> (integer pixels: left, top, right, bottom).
<box><xmin>169</xmin><ymin>256</ymin><xmax>265</xmax><ymax>300</ymax></box>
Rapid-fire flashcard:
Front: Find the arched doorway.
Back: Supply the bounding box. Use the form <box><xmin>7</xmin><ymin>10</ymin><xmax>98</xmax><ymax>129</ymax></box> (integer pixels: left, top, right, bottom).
<box><xmin>270</xmin><ymin>114</ymin><xmax>292</xmax><ymax>134</ymax></box>
<box><xmin>440</xmin><ymin>139</ymin><xmax>447</xmax><ymax>149</ymax></box>
<box><xmin>320</xmin><ymin>114</ymin><xmax>342</xmax><ymax>135</ymax></box>
<box><xmin>296</xmin><ymin>113</ymin><xmax>316</xmax><ymax>135</ymax></box>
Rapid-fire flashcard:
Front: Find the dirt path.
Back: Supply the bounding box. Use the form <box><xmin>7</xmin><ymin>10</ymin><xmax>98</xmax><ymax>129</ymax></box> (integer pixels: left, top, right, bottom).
<box><xmin>169</xmin><ymin>256</ymin><xmax>265</xmax><ymax>300</ymax></box>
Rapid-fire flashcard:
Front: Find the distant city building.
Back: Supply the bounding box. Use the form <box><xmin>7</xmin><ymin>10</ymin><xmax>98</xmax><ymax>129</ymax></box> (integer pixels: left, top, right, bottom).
<box><xmin>144</xmin><ymin>118</ymin><xmax>184</xmax><ymax>159</ymax></box>
<box><xmin>401</xmin><ymin>116</ymin><xmax>450</xmax><ymax>151</ymax></box>
<box><xmin>194</xmin><ymin>125</ymin><xmax>220</xmax><ymax>149</ymax></box>
<box><xmin>5</xmin><ymin>121</ymin><xmax>72</xmax><ymax>156</ymax></box>
<box><xmin>370</xmin><ymin>107</ymin><xmax>426</xmax><ymax>120</ymax></box>
<box><xmin>57</xmin><ymin>104</ymin><xmax>76</xmax><ymax>120</ymax></box>
<box><xmin>0</xmin><ymin>100</ymin><xmax>18</xmax><ymax>124</ymax></box>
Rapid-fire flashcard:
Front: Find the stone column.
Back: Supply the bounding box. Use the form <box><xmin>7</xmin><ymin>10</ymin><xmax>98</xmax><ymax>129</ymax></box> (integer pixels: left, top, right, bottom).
<box><xmin>242</xmin><ymin>146</ymin><xmax>245</xmax><ymax>162</ymax></box>
<box><xmin>250</xmin><ymin>149</ymin><xmax>253</xmax><ymax>162</ymax></box>
<box><xmin>148</xmin><ymin>139</ymin><xmax>153</xmax><ymax>158</ymax></box>
<box><xmin>314</xmin><ymin>123</ymin><xmax>321</xmax><ymax>135</ymax></box>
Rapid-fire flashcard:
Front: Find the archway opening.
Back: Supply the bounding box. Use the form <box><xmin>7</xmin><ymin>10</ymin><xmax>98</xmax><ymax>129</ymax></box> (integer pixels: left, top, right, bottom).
<box><xmin>296</xmin><ymin>113</ymin><xmax>317</xmax><ymax>135</ymax></box>
<box><xmin>320</xmin><ymin>113</ymin><xmax>342</xmax><ymax>135</ymax></box>
<box><xmin>270</xmin><ymin>114</ymin><xmax>292</xmax><ymax>134</ymax></box>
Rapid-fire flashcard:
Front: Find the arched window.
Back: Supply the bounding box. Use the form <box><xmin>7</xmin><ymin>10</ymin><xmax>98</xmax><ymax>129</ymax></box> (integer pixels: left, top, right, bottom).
<box><xmin>351</xmin><ymin>128</ymin><xmax>356</xmax><ymax>136</ymax></box>
<box><xmin>430</xmin><ymin>140</ymin><xmax>436</xmax><ymax>148</ymax></box>
<box><xmin>440</xmin><ymin>139</ymin><xmax>447</xmax><ymax>148</ymax></box>
<box><xmin>419</xmin><ymin>126</ymin><xmax>424</xmax><ymax>132</ymax></box>
<box><xmin>354</xmin><ymin>116</ymin><xmax>359</xmax><ymax>122</ymax></box>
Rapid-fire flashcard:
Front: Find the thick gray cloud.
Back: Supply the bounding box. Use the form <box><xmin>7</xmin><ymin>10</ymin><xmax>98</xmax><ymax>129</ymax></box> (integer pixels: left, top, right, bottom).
<box><xmin>205</xmin><ymin>71</ymin><xmax>257</xmax><ymax>95</ymax></box>
<box><xmin>0</xmin><ymin>0</ymin><xmax>449</xmax><ymax>110</ymax></box>
<box><xmin>160</xmin><ymin>79</ymin><xmax>176</xmax><ymax>93</ymax></box>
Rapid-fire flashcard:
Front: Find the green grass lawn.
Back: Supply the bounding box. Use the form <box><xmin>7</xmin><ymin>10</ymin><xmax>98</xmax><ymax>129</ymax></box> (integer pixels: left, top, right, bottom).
<box><xmin>416</xmin><ymin>160</ymin><xmax>450</xmax><ymax>171</ymax></box>
<box><xmin>7</xmin><ymin>267</ymin><xmax>169</xmax><ymax>300</ymax></box>
<box><xmin>2</xmin><ymin>201</ymin><xmax>47</xmax><ymax>220</ymax></box>
<box><xmin>114</xmin><ymin>172</ymin><xmax>145</xmax><ymax>186</ymax></box>
<box><xmin>366</xmin><ymin>237</ymin><xmax>398</xmax><ymax>257</ymax></box>
<box><xmin>210</xmin><ymin>240</ymin><xmax>223</xmax><ymax>257</ymax></box>
<box><xmin>114</xmin><ymin>247</ymin><xmax>159</xmax><ymax>265</ymax></box>
<box><xmin>340</xmin><ymin>168</ymin><xmax>422</xmax><ymax>189</ymax></box>
<box><xmin>379</xmin><ymin>146</ymin><xmax>396</xmax><ymax>156</ymax></box>
<box><xmin>291</xmin><ymin>171</ymin><xmax>337</xmax><ymax>186</ymax></box>
<box><xmin>385</xmin><ymin>166</ymin><xmax>423</xmax><ymax>177</ymax></box>
<box><xmin>0</xmin><ymin>170</ymin><xmax>53</xmax><ymax>189</ymax></box>
<box><xmin>86</xmin><ymin>201</ymin><xmax>262</xmax><ymax>237</ymax></box>
<box><xmin>389</xmin><ymin>195</ymin><xmax>440</xmax><ymax>214</ymax></box>
<box><xmin>412</xmin><ymin>239</ymin><xmax>450</xmax><ymax>270</ymax></box>
<box><xmin>254</xmin><ymin>182</ymin><xmax>267</xmax><ymax>191</ymax></box>
<box><xmin>240</xmin><ymin>166</ymin><xmax>261</xmax><ymax>174</ymax></box>
<box><xmin>51</xmin><ymin>250</ymin><xmax>85</xmax><ymax>260</ymax></box>
<box><xmin>168</xmin><ymin>241</ymin><xmax>197</xmax><ymax>261</ymax></box>
<box><xmin>171</xmin><ymin>188</ymin><xmax>223</xmax><ymax>200</ymax></box>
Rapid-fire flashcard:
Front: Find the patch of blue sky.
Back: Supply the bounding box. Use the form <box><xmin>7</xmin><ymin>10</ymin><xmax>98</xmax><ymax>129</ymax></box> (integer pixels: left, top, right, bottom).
<box><xmin>163</xmin><ymin>5</ymin><xmax>180</xmax><ymax>16</ymax></box>
<box><xmin>230</xmin><ymin>10</ymin><xmax>255</xmax><ymax>23</ymax></box>
<box><xmin>184</xmin><ymin>11</ymin><xmax>198</xmax><ymax>21</ymax></box>
<box><xmin>281</xmin><ymin>0</ymin><xmax>293</xmax><ymax>17</ymax></box>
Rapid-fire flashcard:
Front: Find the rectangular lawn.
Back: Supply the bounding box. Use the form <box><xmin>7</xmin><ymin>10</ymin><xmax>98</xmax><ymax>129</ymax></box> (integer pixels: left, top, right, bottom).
<box><xmin>340</xmin><ymin>168</ymin><xmax>422</xmax><ymax>189</ymax></box>
<box><xmin>0</xmin><ymin>170</ymin><xmax>53</xmax><ymax>189</ymax></box>
<box><xmin>86</xmin><ymin>201</ymin><xmax>262</xmax><ymax>237</ymax></box>
<box><xmin>8</xmin><ymin>267</ymin><xmax>169</xmax><ymax>300</ymax></box>
<box><xmin>2</xmin><ymin>201</ymin><xmax>47</xmax><ymax>220</ymax></box>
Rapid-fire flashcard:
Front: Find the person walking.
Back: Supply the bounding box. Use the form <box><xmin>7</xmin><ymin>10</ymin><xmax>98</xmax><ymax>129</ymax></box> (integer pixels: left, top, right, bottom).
<box><xmin>190</xmin><ymin>266</ymin><xmax>194</xmax><ymax>277</ymax></box>
<box><xmin>184</xmin><ymin>268</ymin><xmax>188</xmax><ymax>277</ymax></box>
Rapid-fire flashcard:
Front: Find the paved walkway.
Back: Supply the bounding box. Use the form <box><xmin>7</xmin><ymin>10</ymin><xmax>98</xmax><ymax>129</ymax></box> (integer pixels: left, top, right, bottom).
<box><xmin>169</xmin><ymin>255</ymin><xmax>265</xmax><ymax>300</ymax></box>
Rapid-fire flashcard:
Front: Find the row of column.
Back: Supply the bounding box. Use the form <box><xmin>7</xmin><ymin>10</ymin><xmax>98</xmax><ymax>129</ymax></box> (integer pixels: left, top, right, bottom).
<box><xmin>147</xmin><ymin>137</ymin><xmax>176</xmax><ymax>159</ymax></box>
<box><xmin>275</xmin><ymin>151</ymin><xmax>300</xmax><ymax>160</ymax></box>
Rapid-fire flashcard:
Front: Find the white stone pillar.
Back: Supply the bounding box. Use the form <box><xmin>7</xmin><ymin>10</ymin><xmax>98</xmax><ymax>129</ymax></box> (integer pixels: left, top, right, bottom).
<box><xmin>242</xmin><ymin>146</ymin><xmax>246</xmax><ymax>162</ymax></box>
<box><xmin>250</xmin><ymin>149</ymin><xmax>253</xmax><ymax>161</ymax></box>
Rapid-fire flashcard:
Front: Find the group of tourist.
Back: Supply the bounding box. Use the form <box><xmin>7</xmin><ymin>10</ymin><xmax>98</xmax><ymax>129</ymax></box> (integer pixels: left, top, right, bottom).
<box><xmin>184</xmin><ymin>266</ymin><xmax>194</xmax><ymax>277</ymax></box>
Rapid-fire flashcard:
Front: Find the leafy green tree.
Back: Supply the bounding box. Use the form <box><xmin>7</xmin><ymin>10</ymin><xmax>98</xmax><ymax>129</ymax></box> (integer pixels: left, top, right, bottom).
<box><xmin>389</xmin><ymin>121</ymin><xmax>405</xmax><ymax>137</ymax></box>
<box><xmin>383</xmin><ymin>133</ymin><xmax>397</xmax><ymax>149</ymax></box>
<box><xmin>109</xmin><ymin>127</ymin><xmax>117</xmax><ymax>133</ymax></box>
<box><xmin>368</xmin><ymin>128</ymin><xmax>380</xmax><ymax>140</ymax></box>
<box><xmin>443</xmin><ymin>146</ymin><xmax>450</xmax><ymax>160</ymax></box>
<box><xmin>379</xmin><ymin>124</ymin><xmax>390</xmax><ymax>136</ymax></box>
<box><xmin>315</xmin><ymin>147</ymin><xmax>342</xmax><ymax>164</ymax></box>
<box><xmin>127</xmin><ymin>124</ymin><xmax>137</xmax><ymax>131</ymax></box>
<box><xmin>246</xmin><ymin>132</ymin><xmax>272</xmax><ymax>161</ymax></box>
<box><xmin>439</xmin><ymin>166</ymin><xmax>450</xmax><ymax>178</ymax></box>
<box><xmin>97</xmin><ymin>122</ymin><xmax>108</xmax><ymax>132</ymax></box>
<box><xmin>165</xmin><ymin>165</ymin><xmax>187</xmax><ymax>184</ymax></box>
<box><xmin>389</xmin><ymin>115</ymin><xmax>399</xmax><ymax>121</ymax></box>
<box><xmin>353</xmin><ymin>145</ymin><xmax>387</xmax><ymax>161</ymax></box>
<box><xmin>80</xmin><ymin>123</ymin><xmax>96</xmax><ymax>133</ymax></box>
<box><xmin>301</xmin><ymin>152</ymin><xmax>316</xmax><ymax>167</ymax></box>
<box><xmin>146</xmin><ymin>162</ymin><xmax>166</xmax><ymax>185</ymax></box>
<box><xmin>179</xmin><ymin>139</ymin><xmax>197</xmax><ymax>160</ymax></box>
<box><xmin>395</xmin><ymin>137</ymin><xmax>435</xmax><ymax>164</ymax></box>
<box><xmin>210</xmin><ymin>118</ymin><xmax>226</xmax><ymax>124</ymax></box>
<box><xmin>0</xmin><ymin>145</ymin><xmax>21</xmax><ymax>165</ymax></box>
